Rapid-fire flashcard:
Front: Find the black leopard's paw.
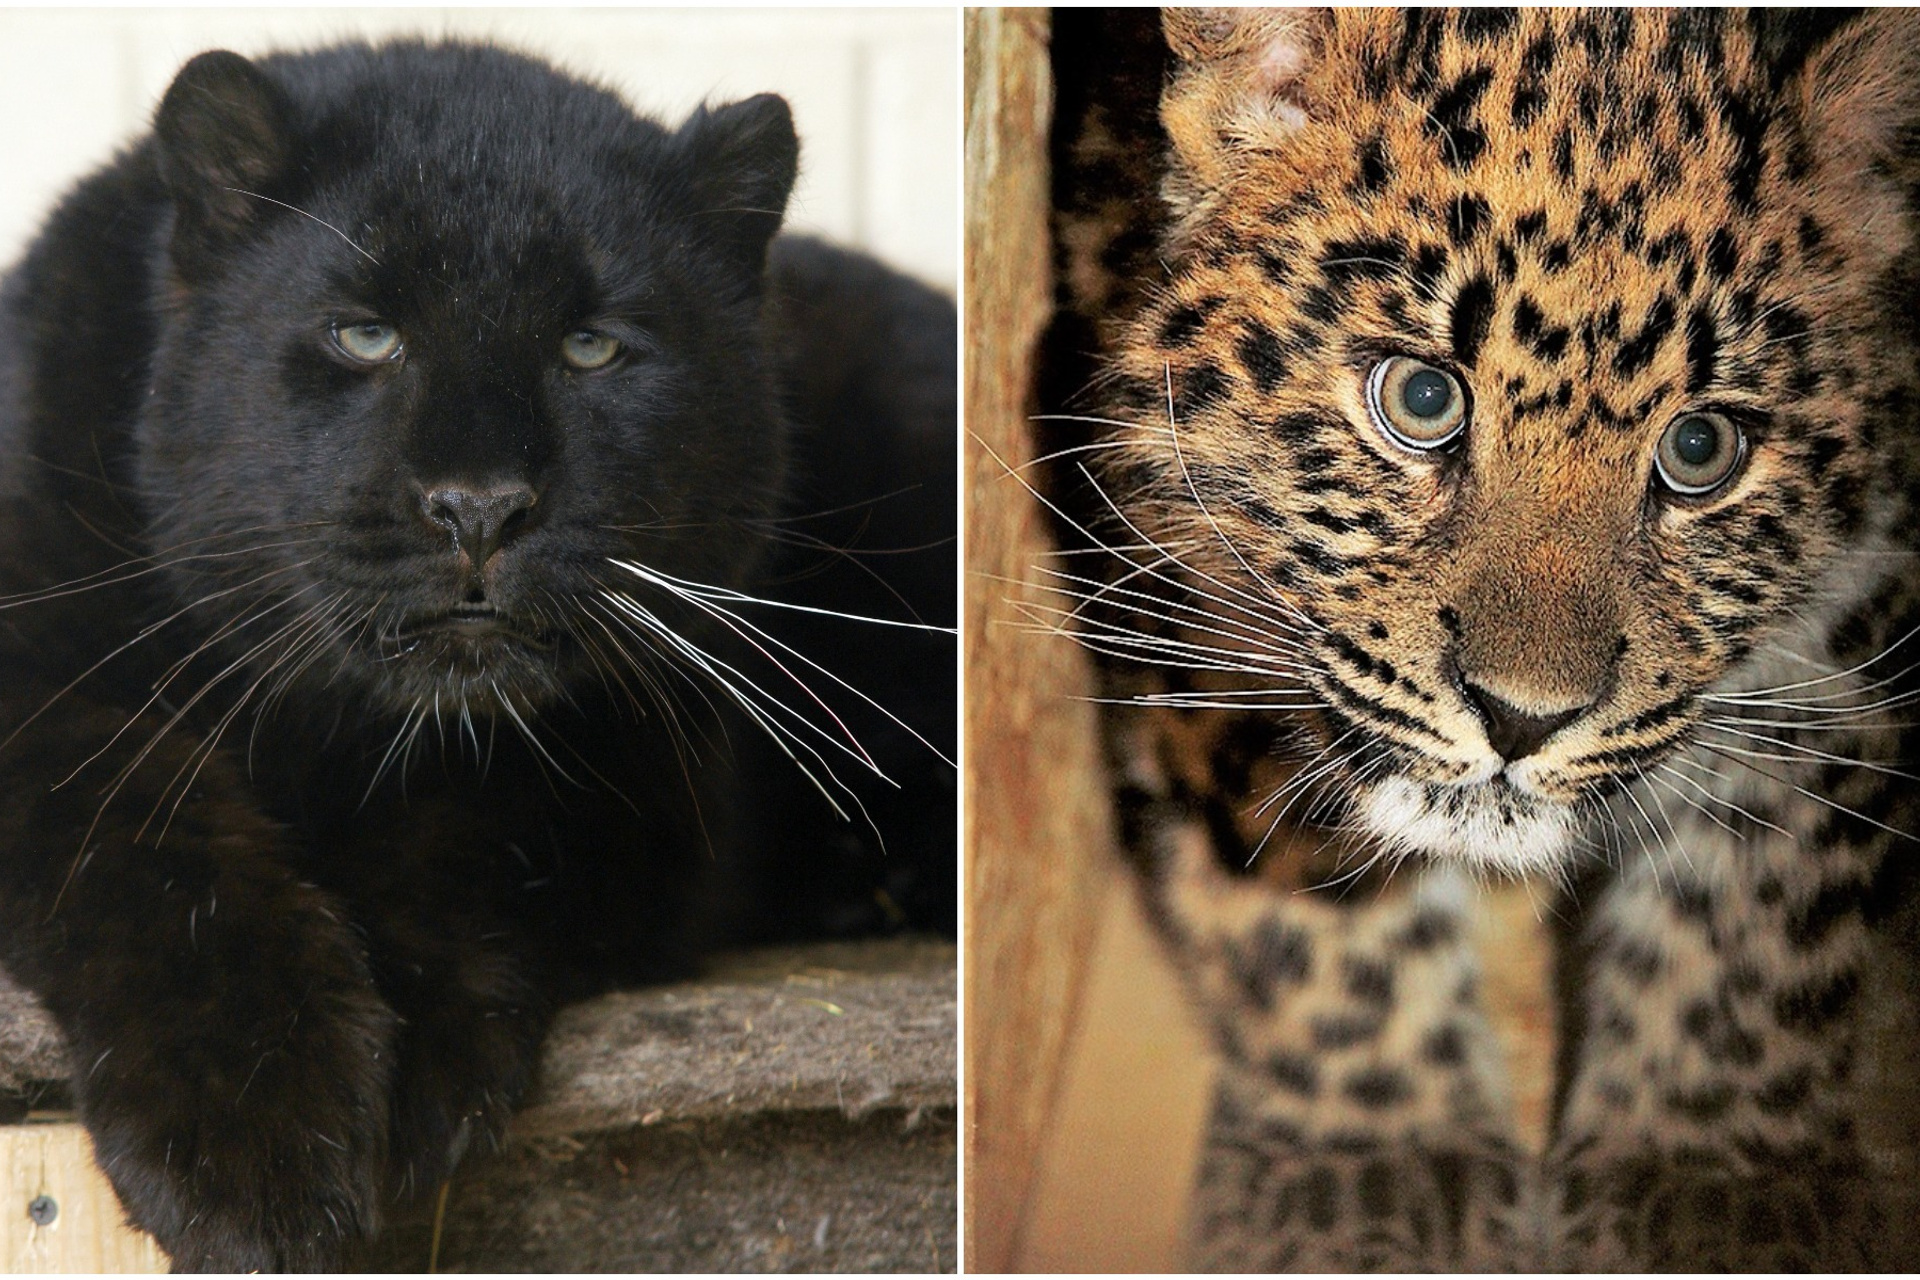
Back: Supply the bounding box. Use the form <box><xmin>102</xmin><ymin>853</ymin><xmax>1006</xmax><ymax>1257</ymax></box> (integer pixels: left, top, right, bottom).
<box><xmin>59</xmin><ymin>880</ymin><xmax>399</xmax><ymax>1271</ymax></box>
<box><xmin>380</xmin><ymin>952</ymin><xmax>551</xmax><ymax>1200</ymax></box>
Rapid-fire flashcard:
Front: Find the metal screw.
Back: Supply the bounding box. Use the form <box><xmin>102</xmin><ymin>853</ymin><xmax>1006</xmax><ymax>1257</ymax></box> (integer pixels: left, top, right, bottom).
<box><xmin>27</xmin><ymin>1195</ymin><xmax>57</xmax><ymax>1226</ymax></box>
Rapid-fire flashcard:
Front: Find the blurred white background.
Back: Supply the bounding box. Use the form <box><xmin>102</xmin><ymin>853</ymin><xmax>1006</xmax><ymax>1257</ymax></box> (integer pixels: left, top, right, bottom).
<box><xmin>0</xmin><ymin>6</ymin><xmax>957</xmax><ymax>289</ymax></box>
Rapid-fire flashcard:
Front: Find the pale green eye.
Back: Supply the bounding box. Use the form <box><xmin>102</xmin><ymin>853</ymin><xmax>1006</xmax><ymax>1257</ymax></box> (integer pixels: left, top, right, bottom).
<box><xmin>1656</xmin><ymin>411</ymin><xmax>1745</xmax><ymax>495</ymax></box>
<box><xmin>1365</xmin><ymin>356</ymin><xmax>1468</xmax><ymax>450</ymax></box>
<box><xmin>561</xmin><ymin>330</ymin><xmax>621</xmax><ymax>370</ymax></box>
<box><xmin>332</xmin><ymin>321</ymin><xmax>402</xmax><ymax>363</ymax></box>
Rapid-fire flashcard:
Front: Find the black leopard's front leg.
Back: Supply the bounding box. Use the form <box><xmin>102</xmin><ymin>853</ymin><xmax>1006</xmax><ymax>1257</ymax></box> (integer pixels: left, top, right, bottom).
<box><xmin>323</xmin><ymin>807</ymin><xmax>556</xmax><ymax>1206</ymax></box>
<box><xmin>1112</xmin><ymin>707</ymin><xmax>1539</xmax><ymax>1271</ymax></box>
<box><xmin>0</xmin><ymin>702</ymin><xmax>396</xmax><ymax>1272</ymax></box>
<box><xmin>1549</xmin><ymin>750</ymin><xmax>1898</xmax><ymax>1270</ymax></box>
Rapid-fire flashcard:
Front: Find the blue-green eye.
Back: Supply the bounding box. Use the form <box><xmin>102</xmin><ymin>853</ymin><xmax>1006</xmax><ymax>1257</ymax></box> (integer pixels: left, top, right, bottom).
<box><xmin>1656</xmin><ymin>411</ymin><xmax>1744</xmax><ymax>495</ymax></box>
<box><xmin>561</xmin><ymin>331</ymin><xmax>621</xmax><ymax>370</ymax></box>
<box><xmin>331</xmin><ymin>321</ymin><xmax>402</xmax><ymax>363</ymax></box>
<box><xmin>1366</xmin><ymin>356</ymin><xmax>1468</xmax><ymax>449</ymax></box>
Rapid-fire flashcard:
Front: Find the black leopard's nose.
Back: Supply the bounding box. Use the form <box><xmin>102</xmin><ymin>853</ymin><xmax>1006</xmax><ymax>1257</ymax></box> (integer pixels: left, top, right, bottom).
<box><xmin>1461</xmin><ymin>680</ymin><xmax>1585</xmax><ymax>762</ymax></box>
<box><xmin>422</xmin><ymin>482</ymin><xmax>537</xmax><ymax>567</ymax></box>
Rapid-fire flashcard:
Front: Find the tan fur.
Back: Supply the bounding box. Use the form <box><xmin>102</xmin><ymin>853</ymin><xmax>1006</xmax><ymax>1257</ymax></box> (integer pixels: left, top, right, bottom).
<box><xmin>1056</xmin><ymin>8</ymin><xmax>1920</xmax><ymax>1269</ymax></box>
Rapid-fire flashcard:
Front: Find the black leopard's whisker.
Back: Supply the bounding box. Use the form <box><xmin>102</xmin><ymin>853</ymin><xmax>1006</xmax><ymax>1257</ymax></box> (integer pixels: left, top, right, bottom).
<box><xmin>609</xmin><ymin>584</ymin><xmax>886</xmax><ymax>777</ymax></box>
<box><xmin>225</xmin><ymin>588</ymin><xmax>353</xmax><ymax>771</ymax></box>
<box><xmin>595</xmin><ymin>592</ymin><xmax>868</xmax><ymax>821</ymax></box>
<box><xmin>580</xmin><ymin>592</ymin><xmax>718</xmax><ymax>757</ymax></box>
<box><xmin>44</xmin><ymin>583</ymin><xmax>331</xmax><ymax>918</ymax></box>
<box><xmin>217</xmin><ymin>186</ymin><xmax>379</xmax><ymax>264</ymax></box>
<box><xmin>106</xmin><ymin>587</ymin><xmax>333</xmax><ymax>817</ymax></box>
<box><xmin>600</xmin><ymin>589</ymin><xmax>875</xmax><ymax>783</ymax></box>
<box><xmin>610</xmin><ymin>559</ymin><xmax>953</xmax><ymax>768</ymax></box>
<box><xmin>146</xmin><ymin>592</ymin><xmax>350</xmax><ymax>846</ymax></box>
<box><xmin>0</xmin><ymin>528</ymin><xmax>330</xmax><ymax>610</ymax></box>
<box><xmin>361</xmin><ymin>699</ymin><xmax>431</xmax><ymax>806</ymax></box>
<box><xmin>48</xmin><ymin>564</ymin><xmax>321</xmax><ymax>789</ymax></box>
<box><xmin>608</xmin><ymin>559</ymin><xmax>954</xmax><ymax>634</ymax></box>
<box><xmin>0</xmin><ymin>556</ymin><xmax>317</xmax><ymax>756</ymax></box>
<box><xmin>488</xmin><ymin>683</ymin><xmax>573</xmax><ymax>801</ymax></box>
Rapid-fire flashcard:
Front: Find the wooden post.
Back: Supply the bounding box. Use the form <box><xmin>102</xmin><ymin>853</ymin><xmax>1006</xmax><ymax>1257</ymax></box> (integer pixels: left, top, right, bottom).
<box><xmin>0</xmin><ymin>1121</ymin><xmax>167</xmax><ymax>1273</ymax></box>
<box><xmin>963</xmin><ymin>7</ymin><xmax>1124</xmax><ymax>1270</ymax></box>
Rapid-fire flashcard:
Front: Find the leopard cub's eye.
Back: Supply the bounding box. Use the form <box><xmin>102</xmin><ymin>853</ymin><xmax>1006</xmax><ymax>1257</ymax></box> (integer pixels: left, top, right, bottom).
<box><xmin>1655</xmin><ymin>411</ymin><xmax>1745</xmax><ymax>496</ymax></box>
<box><xmin>331</xmin><ymin>321</ymin><xmax>403</xmax><ymax>363</ymax></box>
<box><xmin>1365</xmin><ymin>356</ymin><xmax>1468</xmax><ymax>450</ymax></box>
<box><xmin>561</xmin><ymin>331</ymin><xmax>621</xmax><ymax>370</ymax></box>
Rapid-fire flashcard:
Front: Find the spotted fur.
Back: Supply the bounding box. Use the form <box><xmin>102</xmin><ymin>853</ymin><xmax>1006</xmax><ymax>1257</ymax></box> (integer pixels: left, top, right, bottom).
<box><xmin>1050</xmin><ymin>8</ymin><xmax>1920</xmax><ymax>1269</ymax></box>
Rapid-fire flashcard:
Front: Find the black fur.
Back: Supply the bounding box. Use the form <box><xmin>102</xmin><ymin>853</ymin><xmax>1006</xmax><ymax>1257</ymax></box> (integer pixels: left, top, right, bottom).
<box><xmin>0</xmin><ymin>41</ymin><xmax>953</xmax><ymax>1271</ymax></box>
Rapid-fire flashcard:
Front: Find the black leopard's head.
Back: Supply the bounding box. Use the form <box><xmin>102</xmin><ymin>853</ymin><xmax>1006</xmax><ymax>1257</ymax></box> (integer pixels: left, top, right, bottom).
<box><xmin>138</xmin><ymin>41</ymin><xmax>799</xmax><ymax>720</ymax></box>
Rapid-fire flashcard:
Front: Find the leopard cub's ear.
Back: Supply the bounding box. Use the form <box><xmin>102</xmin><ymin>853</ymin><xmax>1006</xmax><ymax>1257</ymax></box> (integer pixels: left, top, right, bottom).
<box><xmin>1157</xmin><ymin>8</ymin><xmax>1330</xmax><ymax>236</ymax></box>
<box><xmin>1794</xmin><ymin>10</ymin><xmax>1920</xmax><ymax>273</ymax></box>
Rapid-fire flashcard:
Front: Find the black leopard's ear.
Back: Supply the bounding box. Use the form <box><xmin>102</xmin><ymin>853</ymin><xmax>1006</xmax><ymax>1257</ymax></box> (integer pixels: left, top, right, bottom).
<box><xmin>673</xmin><ymin>94</ymin><xmax>800</xmax><ymax>277</ymax></box>
<box><xmin>153</xmin><ymin>50</ymin><xmax>296</xmax><ymax>282</ymax></box>
<box><xmin>1158</xmin><ymin>8</ymin><xmax>1337</xmax><ymax>239</ymax></box>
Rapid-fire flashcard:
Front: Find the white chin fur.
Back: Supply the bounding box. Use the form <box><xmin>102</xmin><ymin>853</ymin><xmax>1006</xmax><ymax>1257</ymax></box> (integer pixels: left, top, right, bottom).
<box><xmin>1358</xmin><ymin>775</ymin><xmax>1578</xmax><ymax>877</ymax></box>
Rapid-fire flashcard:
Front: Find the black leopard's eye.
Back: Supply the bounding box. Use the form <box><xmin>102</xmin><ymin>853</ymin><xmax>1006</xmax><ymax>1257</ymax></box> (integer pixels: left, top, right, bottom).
<box><xmin>1655</xmin><ymin>411</ymin><xmax>1745</xmax><ymax>495</ymax></box>
<box><xmin>331</xmin><ymin>321</ymin><xmax>403</xmax><ymax>364</ymax></box>
<box><xmin>1365</xmin><ymin>356</ymin><xmax>1469</xmax><ymax>450</ymax></box>
<box><xmin>561</xmin><ymin>331</ymin><xmax>621</xmax><ymax>370</ymax></box>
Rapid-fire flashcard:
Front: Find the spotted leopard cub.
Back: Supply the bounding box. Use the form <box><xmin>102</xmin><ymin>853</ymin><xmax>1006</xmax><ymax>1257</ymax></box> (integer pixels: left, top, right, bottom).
<box><xmin>1060</xmin><ymin>8</ymin><xmax>1920</xmax><ymax>1269</ymax></box>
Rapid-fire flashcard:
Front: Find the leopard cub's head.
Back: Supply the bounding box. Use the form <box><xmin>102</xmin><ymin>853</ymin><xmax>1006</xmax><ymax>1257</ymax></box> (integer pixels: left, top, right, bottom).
<box><xmin>1105</xmin><ymin>9</ymin><xmax>1920</xmax><ymax>874</ymax></box>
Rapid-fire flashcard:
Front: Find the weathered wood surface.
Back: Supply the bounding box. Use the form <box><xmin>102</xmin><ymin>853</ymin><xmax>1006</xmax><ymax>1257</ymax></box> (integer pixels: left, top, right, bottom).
<box><xmin>963</xmin><ymin>7</ymin><xmax>1122</xmax><ymax>1272</ymax></box>
<box><xmin>520</xmin><ymin>940</ymin><xmax>955</xmax><ymax>1135</ymax></box>
<box><xmin>1</xmin><ymin>939</ymin><xmax>954</xmax><ymax>1272</ymax></box>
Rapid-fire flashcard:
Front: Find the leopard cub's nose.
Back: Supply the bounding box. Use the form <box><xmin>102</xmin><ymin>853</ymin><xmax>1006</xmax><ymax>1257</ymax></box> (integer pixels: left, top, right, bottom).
<box><xmin>1460</xmin><ymin>679</ymin><xmax>1585</xmax><ymax>762</ymax></box>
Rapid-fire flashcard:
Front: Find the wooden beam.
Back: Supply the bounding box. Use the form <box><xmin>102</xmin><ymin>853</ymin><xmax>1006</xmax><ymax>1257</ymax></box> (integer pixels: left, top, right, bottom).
<box><xmin>0</xmin><ymin>1122</ymin><xmax>167</xmax><ymax>1273</ymax></box>
<box><xmin>963</xmin><ymin>7</ymin><xmax>1124</xmax><ymax>1271</ymax></box>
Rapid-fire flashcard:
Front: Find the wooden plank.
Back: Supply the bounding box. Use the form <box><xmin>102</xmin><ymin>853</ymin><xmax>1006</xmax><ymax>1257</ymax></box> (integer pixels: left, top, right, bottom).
<box><xmin>962</xmin><ymin>7</ymin><xmax>1120</xmax><ymax>1271</ymax></box>
<box><xmin>0</xmin><ymin>1123</ymin><xmax>167</xmax><ymax>1274</ymax></box>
